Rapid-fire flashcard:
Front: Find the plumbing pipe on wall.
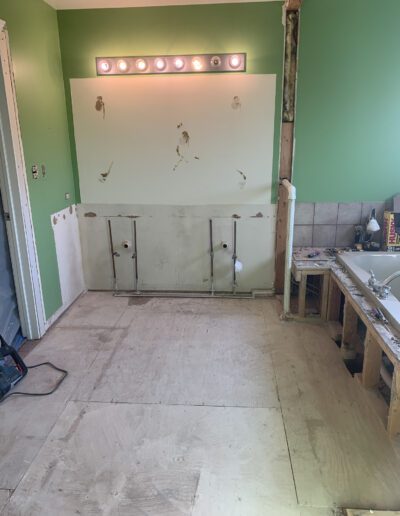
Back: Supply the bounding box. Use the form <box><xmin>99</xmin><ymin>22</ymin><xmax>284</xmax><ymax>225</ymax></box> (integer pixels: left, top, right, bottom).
<box><xmin>281</xmin><ymin>179</ymin><xmax>296</xmax><ymax>317</ymax></box>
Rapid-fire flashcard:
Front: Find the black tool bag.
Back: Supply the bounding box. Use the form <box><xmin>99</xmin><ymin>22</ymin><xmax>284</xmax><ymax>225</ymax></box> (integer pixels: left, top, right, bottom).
<box><xmin>0</xmin><ymin>335</ymin><xmax>28</xmax><ymax>401</ymax></box>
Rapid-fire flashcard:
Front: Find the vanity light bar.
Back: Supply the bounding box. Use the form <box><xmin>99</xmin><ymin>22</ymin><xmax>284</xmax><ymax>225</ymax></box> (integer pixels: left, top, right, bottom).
<box><xmin>96</xmin><ymin>53</ymin><xmax>247</xmax><ymax>76</ymax></box>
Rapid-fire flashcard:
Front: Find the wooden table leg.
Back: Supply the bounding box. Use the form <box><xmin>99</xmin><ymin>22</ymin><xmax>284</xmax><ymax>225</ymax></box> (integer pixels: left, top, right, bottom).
<box><xmin>327</xmin><ymin>276</ymin><xmax>342</xmax><ymax>321</ymax></box>
<box><xmin>361</xmin><ymin>330</ymin><xmax>382</xmax><ymax>388</ymax></box>
<box><xmin>388</xmin><ymin>365</ymin><xmax>400</xmax><ymax>438</ymax></box>
<box><xmin>341</xmin><ymin>299</ymin><xmax>358</xmax><ymax>360</ymax></box>
<box><xmin>298</xmin><ymin>273</ymin><xmax>307</xmax><ymax>318</ymax></box>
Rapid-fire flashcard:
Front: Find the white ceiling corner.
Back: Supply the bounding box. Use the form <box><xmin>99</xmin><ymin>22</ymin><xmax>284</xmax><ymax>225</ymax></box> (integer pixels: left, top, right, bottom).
<box><xmin>44</xmin><ymin>0</ymin><xmax>280</xmax><ymax>10</ymax></box>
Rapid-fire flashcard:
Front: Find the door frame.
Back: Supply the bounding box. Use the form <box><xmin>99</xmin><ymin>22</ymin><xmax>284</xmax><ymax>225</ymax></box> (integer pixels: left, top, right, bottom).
<box><xmin>0</xmin><ymin>20</ymin><xmax>46</xmax><ymax>340</ymax></box>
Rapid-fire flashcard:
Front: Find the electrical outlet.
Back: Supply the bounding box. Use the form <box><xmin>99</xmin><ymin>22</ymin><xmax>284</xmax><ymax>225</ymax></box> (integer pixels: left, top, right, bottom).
<box><xmin>65</xmin><ymin>192</ymin><xmax>70</xmax><ymax>200</ymax></box>
<box><xmin>32</xmin><ymin>165</ymin><xmax>38</xmax><ymax>180</ymax></box>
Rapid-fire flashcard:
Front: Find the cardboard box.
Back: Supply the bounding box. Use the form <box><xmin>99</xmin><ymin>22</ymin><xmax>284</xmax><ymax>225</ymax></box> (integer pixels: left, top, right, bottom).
<box><xmin>383</xmin><ymin>211</ymin><xmax>400</xmax><ymax>251</ymax></box>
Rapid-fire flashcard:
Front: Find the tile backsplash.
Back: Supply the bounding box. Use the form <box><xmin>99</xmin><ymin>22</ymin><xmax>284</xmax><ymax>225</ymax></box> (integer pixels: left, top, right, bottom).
<box><xmin>293</xmin><ymin>202</ymin><xmax>385</xmax><ymax>248</ymax></box>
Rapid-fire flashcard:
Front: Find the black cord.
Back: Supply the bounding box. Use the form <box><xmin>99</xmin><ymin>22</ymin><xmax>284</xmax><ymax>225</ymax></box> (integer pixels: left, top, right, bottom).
<box><xmin>0</xmin><ymin>362</ymin><xmax>68</xmax><ymax>402</ymax></box>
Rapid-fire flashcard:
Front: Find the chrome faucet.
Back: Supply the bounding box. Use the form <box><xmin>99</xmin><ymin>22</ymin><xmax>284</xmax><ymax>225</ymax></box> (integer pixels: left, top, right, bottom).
<box><xmin>367</xmin><ymin>269</ymin><xmax>400</xmax><ymax>299</ymax></box>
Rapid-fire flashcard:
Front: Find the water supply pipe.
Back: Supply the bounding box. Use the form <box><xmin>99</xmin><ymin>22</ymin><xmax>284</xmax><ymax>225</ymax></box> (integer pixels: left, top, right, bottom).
<box><xmin>281</xmin><ymin>179</ymin><xmax>296</xmax><ymax>318</ymax></box>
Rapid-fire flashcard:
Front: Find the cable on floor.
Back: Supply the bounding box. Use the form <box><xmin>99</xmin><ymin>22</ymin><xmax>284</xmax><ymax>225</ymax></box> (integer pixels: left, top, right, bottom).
<box><xmin>0</xmin><ymin>362</ymin><xmax>68</xmax><ymax>403</ymax></box>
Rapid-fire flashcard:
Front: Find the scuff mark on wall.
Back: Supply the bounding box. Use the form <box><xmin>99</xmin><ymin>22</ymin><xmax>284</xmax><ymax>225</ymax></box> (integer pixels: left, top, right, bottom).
<box><xmin>232</xmin><ymin>214</ymin><xmax>241</xmax><ymax>219</ymax></box>
<box><xmin>84</xmin><ymin>212</ymin><xmax>97</xmax><ymax>218</ymax></box>
<box><xmin>180</xmin><ymin>131</ymin><xmax>190</xmax><ymax>145</ymax></box>
<box><xmin>232</xmin><ymin>96</ymin><xmax>242</xmax><ymax>110</ymax></box>
<box><xmin>95</xmin><ymin>96</ymin><xmax>106</xmax><ymax>119</ymax></box>
<box><xmin>237</xmin><ymin>169</ymin><xmax>247</xmax><ymax>189</ymax></box>
<box><xmin>99</xmin><ymin>162</ymin><xmax>114</xmax><ymax>183</ymax></box>
<box><xmin>173</xmin><ymin>124</ymin><xmax>197</xmax><ymax>172</ymax></box>
<box><xmin>251</xmin><ymin>212</ymin><xmax>264</xmax><ymax>218</ymax></box>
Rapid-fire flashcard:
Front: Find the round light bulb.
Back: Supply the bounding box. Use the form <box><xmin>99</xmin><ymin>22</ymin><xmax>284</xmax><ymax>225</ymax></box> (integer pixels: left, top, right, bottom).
<box><xmin>136</xmin><ymin>59</ymin><xmax>147</xmax><ymax>71</ymax></box>
<box><xmin>100</xmin><ymin>61</ymin><xmax>111</xmax><ymax>73</ymax></box>
<box><xmin>192</xmin><ymin>57</ymin><xmax>203</xmax><ymax>71</ymax></box>
<box><xmin>229</xmin><ymin>55</ymin><xmax>241</xmax><ymax>69</ymax></box>
<box><xmin>210</xmin><ymin>56</ymin><xmax>221</xmax><ymax>67</ymax></box>
<box><xmin>155</xmin><ymin>58</ymin><xmax>166</xmax><ymax>71</ymax></box>
<box><xmin>117</xmin><ymin>60</ymin><xmax>128</xmax><ymax>72</ymax></box>
<box><xmin>174</xmin><ymin>58</ymin><xmax>185</xmax><ymax>70</ymax></box>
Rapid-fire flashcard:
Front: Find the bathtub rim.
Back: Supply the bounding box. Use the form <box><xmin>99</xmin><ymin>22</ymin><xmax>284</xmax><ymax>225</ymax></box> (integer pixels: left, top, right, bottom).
<box><xmin>337</xmin><ymin>252</ymin><xmax>400</xmax><ymax>334</ymax></box>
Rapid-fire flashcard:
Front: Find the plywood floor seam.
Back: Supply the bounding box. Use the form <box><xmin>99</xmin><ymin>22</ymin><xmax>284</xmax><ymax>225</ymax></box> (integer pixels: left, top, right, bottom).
<box><xmin>1</xmin><ymin>293</ymin><xmax>400</xmax><ymax>515</ymax></box>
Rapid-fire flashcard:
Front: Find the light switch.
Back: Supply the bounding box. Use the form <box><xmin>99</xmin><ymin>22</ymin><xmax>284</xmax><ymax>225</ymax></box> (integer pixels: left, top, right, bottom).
<box><xmin>65</xmin><ymin>192</ymin><xmax>70</xmax><ymax>200</ymax></box>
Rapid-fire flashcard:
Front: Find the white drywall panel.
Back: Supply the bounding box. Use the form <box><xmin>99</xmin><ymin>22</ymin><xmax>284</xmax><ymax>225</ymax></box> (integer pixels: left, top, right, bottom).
<box><xmin>51</xmin><ymin>205</ymin><xmax>85</xmax><ymax>307</ymax></box>
<box><xmin>71</xmin><ymin>74</ymin><xmax>276</xmax><ymax>206</ymax></box>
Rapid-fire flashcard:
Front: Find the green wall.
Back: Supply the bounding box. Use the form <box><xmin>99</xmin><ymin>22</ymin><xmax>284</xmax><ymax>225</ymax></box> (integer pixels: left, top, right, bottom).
<box><xmin>293</xmin><ymin>0</ymin><xmax>400</xmax><ymax>203</ymax></box>
<box><xmin>57</xmin><ymin>1</ymin><xmax>284</xmax><ymax>203</ymax></box>
<box><xmin>0</xmin><ymin>0</ymin><xmax>76</xmax><ymax>318</ymax></box>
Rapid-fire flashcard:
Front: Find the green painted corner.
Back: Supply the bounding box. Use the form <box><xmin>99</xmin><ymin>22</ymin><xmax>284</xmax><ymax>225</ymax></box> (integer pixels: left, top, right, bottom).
<box><xmin>57</xmin><ymin>1</ymin><xmax>285</xmax><ymax>205</ymax></box>
<box><xmin>0</xmin><ymin>0</ymin><xmax>76</xmax><ymax>319</ymax></box>
<box><xmin>293</xmin><ymin>0</ymin><xmax>400</xmax><ymax>203</ymax></box>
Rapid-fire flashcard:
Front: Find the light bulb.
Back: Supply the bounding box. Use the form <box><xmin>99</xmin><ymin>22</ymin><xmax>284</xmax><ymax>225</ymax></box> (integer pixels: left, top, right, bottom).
<box><xmin>192</xmin><ymin>57</ymin><xmax>203</xmax><ymax>71</ymax></box>
<box><xmin>229</xmin><ymin>55</ymin><xmax>241</xmax><ymax>69</ymax></box>
<box><xmin>100</xmin><ymin>60</ymin><xmax>111</xmax><ymax>73</ymax></box>
<box><xmin>136</xmin><ymin>59</ymin><xmax>147</xmax><ymax>71</ymax></box>
<box><xmin>117</xmin><ymin>60</ymin><xmax>128</xmax><ymax>72</ymax></box>
<box><xmin>155</xmin><ymin>58</ymin><xmax>166</xmax><ymax>71</ymax></box>
<box><xmin>174</xmin><ymin>57</ymin><xmax>185</xmax><ymax>70</ymax></box>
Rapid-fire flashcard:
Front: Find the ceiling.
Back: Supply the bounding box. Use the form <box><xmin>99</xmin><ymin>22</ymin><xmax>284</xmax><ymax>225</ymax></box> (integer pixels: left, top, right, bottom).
<box><xmin>44</xmin><ymin>0</ymin><xmax>279</xmax><ymax>10</ymax></box>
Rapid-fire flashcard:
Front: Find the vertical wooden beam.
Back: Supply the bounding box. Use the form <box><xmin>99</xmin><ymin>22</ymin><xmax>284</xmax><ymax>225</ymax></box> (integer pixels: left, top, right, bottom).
<box><xmin>285</xmin><ymin>0</ymin><xmax>302</xmax><ymax>9</ymax></box>
<box><xmin>320</xmin><ymin>272</ymin><xmax>330</xmax><ymax>320</ymax></box>
<box><xmin>327</xmin><ymin>277</ymin><xmax>342</xmax><ymax>321</ymax></box>
<box><xmin>298</xmin><ymin>273</ymin><xmax>307</xmax><ymax>317</ymax></box>
<box><xmin>388</xmin><ymin>365</ymin><xmax>400</xmax><ymax>438</ymax></box>
<box><xmin>341</xmin><ymin>300</ymin><xmax>358</xmax><ymax>360</ymax></box>
<box><xmin>361</xmin><ymin>330</ymin><xmax>382</xmax><ymax>388</ymax></box>
<box><xmin>275</xmin><ymin>6</ymin><xmax>301</xmax><ymax>294</ymax></box>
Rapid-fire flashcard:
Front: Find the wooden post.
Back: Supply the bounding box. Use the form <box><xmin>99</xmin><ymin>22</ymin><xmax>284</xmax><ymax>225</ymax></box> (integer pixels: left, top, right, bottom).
<box><xmin>341</xmin><ymin>299</ymin><xmax>358</xmax><ymax>360</ymax></box>
<box><xmin>298</xmin><ymin>273</ymin><xmax>307</xmax><ymax>318</ymax></box>
<box><xmin>361</xmin><ymin>330</ymin><xmax>382</xmax><ymax>388</ymax></box>
<box><xmin>285</xmin><ymin>0</ymin><xmax>302</xmax><ymax>9</ymax></box>
<box><xmin>274</xmin><ymin>6</ymin><xmax>301</xmax><ymax>294</ymax></box>
<box><xmin>327</xmin><ymin>277</ymin><xmax>342</xmax><ymax>321</ymax></box>
<box><xmin>320</xmin><ymin>272</ymin><xmax>330</xmax><ymax>320</ymax></box>
<box><xmin>388</xmin><ymin>366</ymin><xmax>400</xmax><ymax>438</ymax></box>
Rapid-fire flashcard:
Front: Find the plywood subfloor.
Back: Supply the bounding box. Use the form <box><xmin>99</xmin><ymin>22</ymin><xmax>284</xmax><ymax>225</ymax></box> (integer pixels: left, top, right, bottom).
<box><xmin>1</xmin><ymin>293</ymin><xmax>400</xmax><ymax>515</ymax></box>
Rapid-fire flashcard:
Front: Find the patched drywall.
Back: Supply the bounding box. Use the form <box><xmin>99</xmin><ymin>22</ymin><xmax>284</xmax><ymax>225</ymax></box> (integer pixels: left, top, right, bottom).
<box><xmin>72</xmin><ymin>74</ymin><xmax>277</xmax><ymax>292</ymax></box>
<box><xmin>71</xmin><ymin>75</ymin><xmax>276</xmax><ymax>205</ymax></box>
<box><xmin>78</xmin><ymin>204</ymin><xmax>276</xmax><ymax>292</ymax></box>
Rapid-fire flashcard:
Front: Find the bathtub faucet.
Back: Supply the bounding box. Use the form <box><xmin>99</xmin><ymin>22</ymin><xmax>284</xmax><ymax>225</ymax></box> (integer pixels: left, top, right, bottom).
<box><xmin>367</xmin><ymin>269</ymin><xmax>400</xmax><ymax>299</ymax></box>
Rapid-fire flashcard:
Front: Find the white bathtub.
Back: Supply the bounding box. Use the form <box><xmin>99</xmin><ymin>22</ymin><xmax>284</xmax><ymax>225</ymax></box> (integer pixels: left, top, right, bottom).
<box><xmin>338</xmin><ymin>252</ymin><xmax>400</xmax><ymax>332</ymax></box>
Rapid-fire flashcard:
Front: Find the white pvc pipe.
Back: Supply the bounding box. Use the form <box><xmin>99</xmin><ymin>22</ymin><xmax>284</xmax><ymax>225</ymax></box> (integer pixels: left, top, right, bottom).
<box><xmin>281</xmin><ymin>179</ymin><xmax>297</xmax><ymax>317</ymax></box>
